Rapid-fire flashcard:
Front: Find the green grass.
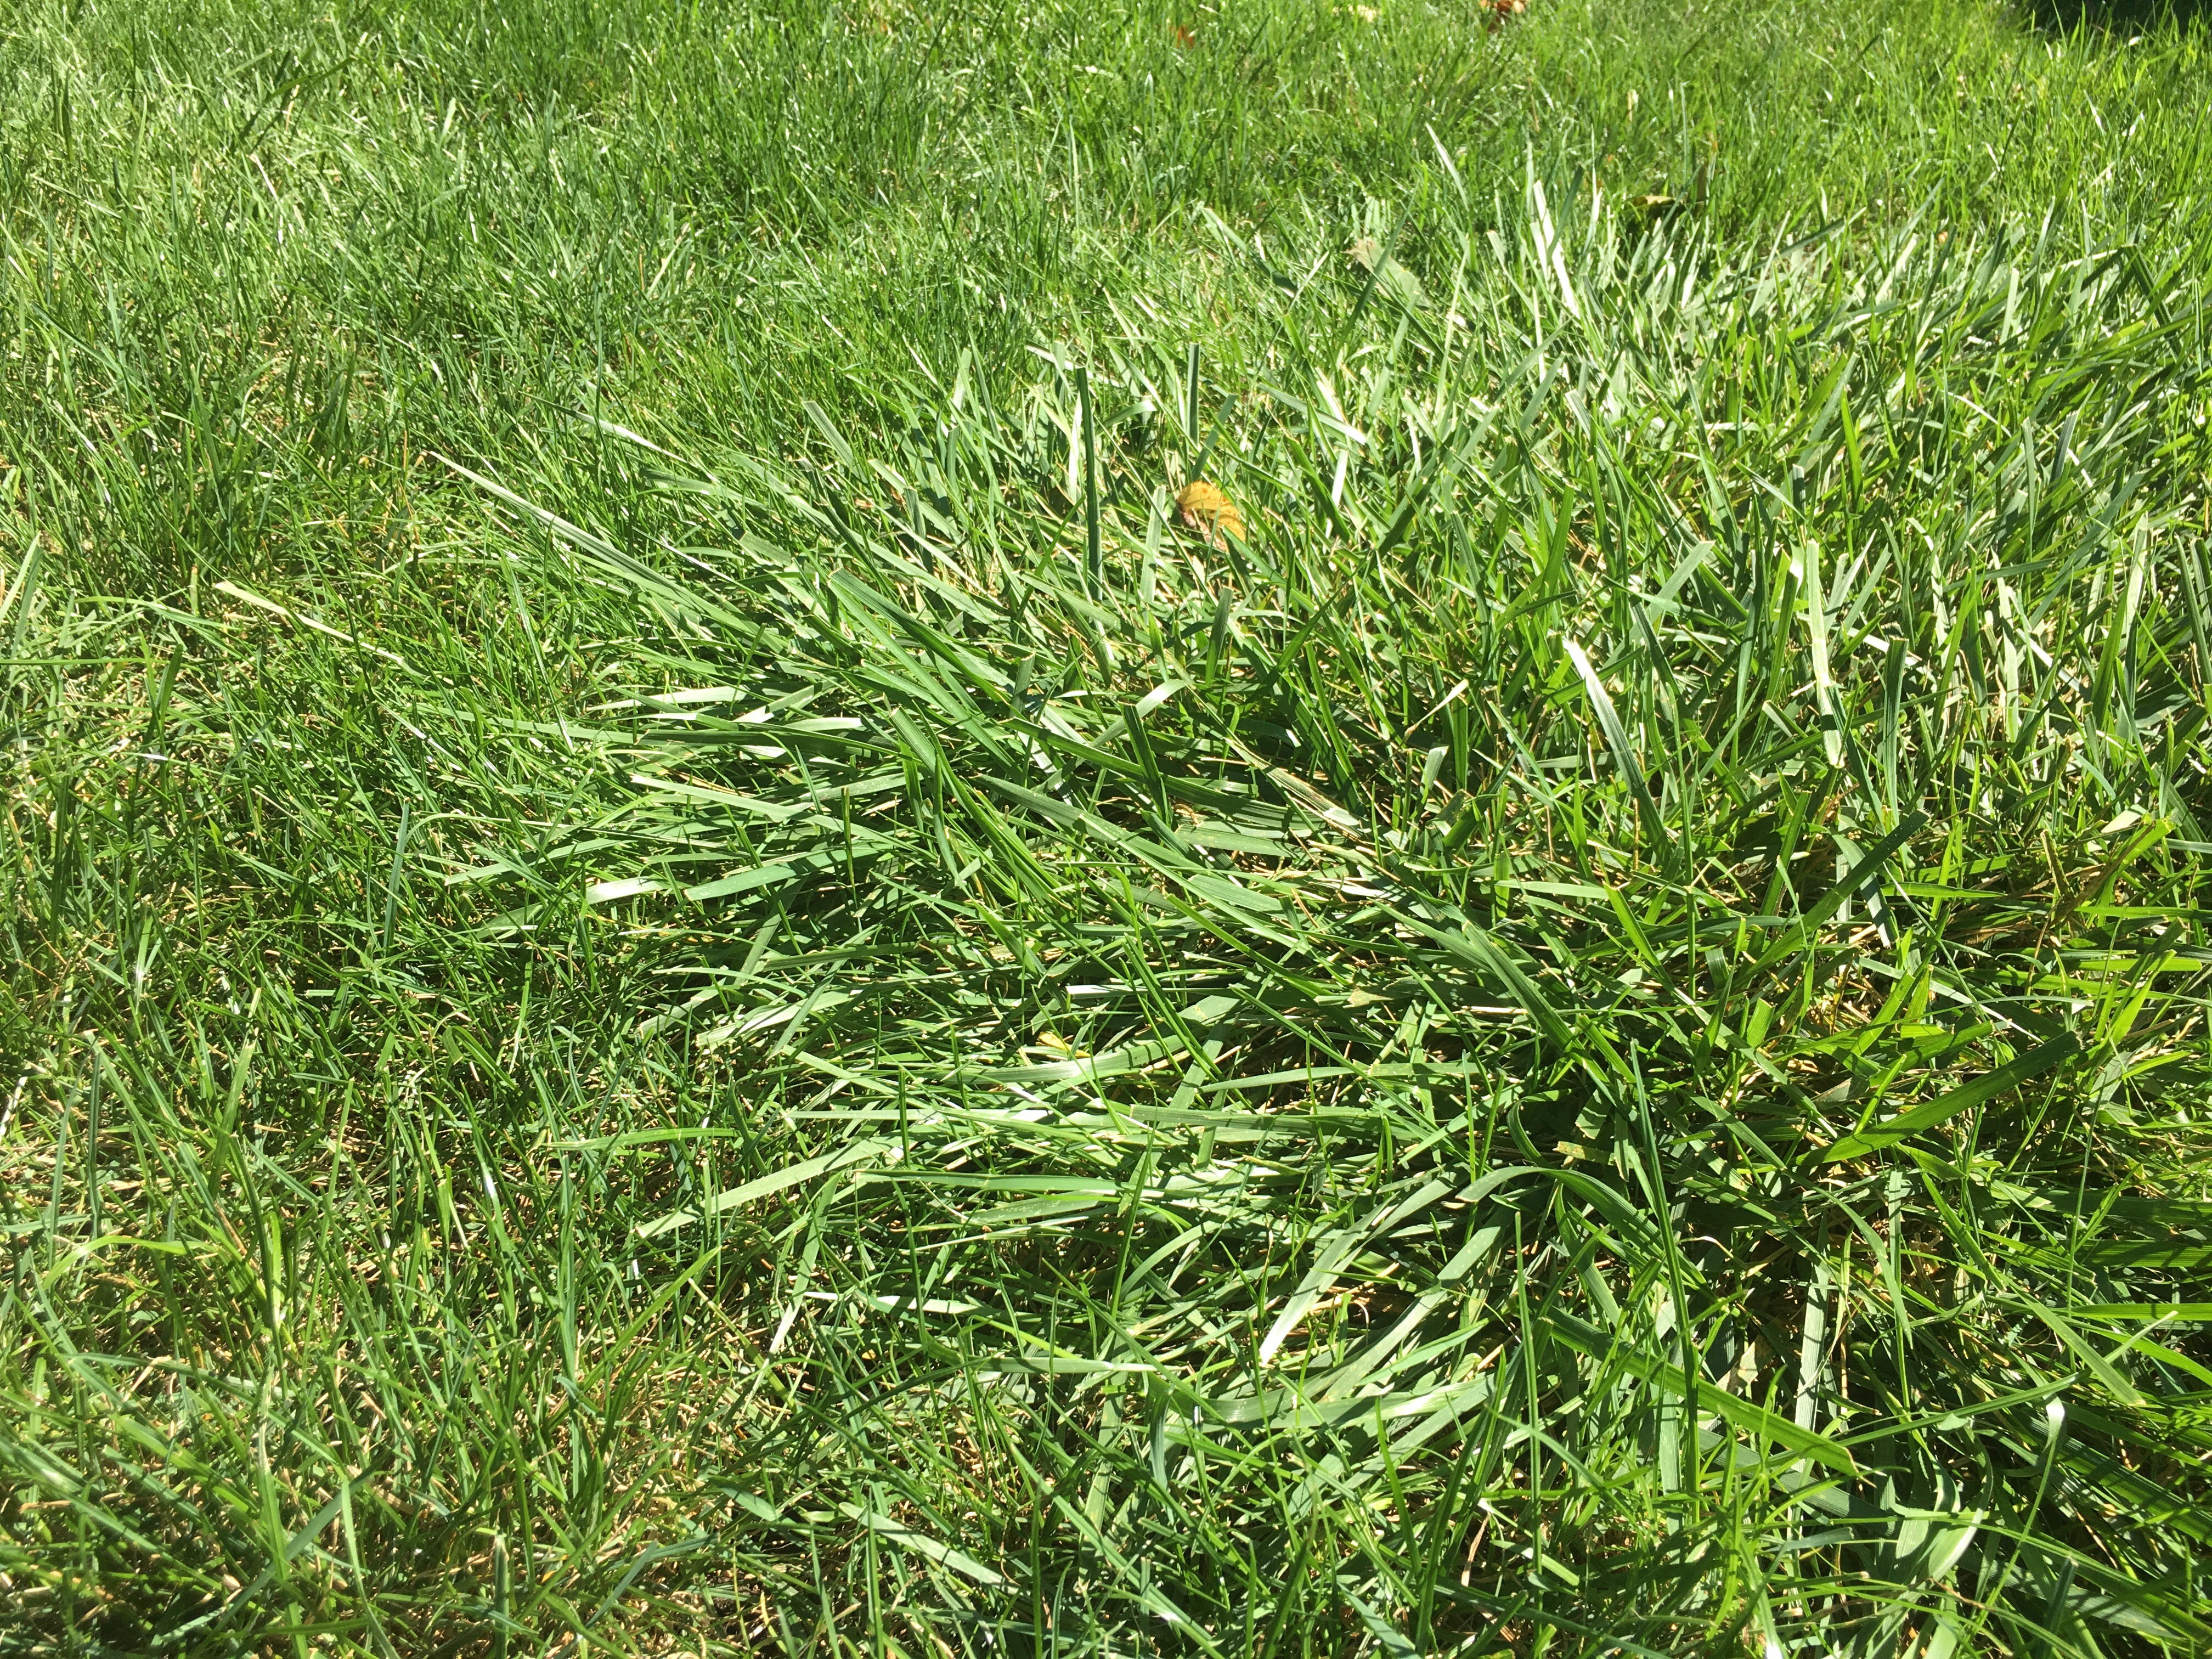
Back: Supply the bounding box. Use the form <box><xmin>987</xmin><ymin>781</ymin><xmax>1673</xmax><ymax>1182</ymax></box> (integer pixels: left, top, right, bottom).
<box><xmin>5</xmin><ymin>0</ymin><xmax>2212</xmax><ymax>1652</ymax></box>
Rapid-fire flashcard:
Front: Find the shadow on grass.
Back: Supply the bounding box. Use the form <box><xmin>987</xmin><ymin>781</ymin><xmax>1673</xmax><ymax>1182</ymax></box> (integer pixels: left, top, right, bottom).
<box><xmin>2027</xmin><ymin>0</ymin><xmax>2207</xmax><ymax>36</ymax></box>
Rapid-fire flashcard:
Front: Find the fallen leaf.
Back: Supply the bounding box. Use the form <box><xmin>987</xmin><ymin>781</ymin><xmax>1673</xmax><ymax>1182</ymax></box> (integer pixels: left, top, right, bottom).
<box><xmin>1176</xmin><ymin>481</ymin><xmax>1245</xmax><ymax>546</ymax></box>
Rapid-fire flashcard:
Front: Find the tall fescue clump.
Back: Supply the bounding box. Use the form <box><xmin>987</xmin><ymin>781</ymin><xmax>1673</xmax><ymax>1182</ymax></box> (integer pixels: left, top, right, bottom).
<box><xmin>441</xmin><ymin>179</ymin><xmax>2212</xmax><ymax>1652</ymax></box>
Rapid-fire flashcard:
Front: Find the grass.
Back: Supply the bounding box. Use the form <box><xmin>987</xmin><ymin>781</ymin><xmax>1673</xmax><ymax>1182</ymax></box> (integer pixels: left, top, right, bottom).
<box><xmin>4</xmin><ymin>0</ymin><xmax>2212</xmax><ymax>1652</ymax></box>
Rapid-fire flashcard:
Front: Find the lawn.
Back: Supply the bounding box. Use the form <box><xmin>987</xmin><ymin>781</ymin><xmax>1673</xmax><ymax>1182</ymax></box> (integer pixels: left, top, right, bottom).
<box><xmin>4</xmin><ymin>0</ymin><xmax>2212</xmax><ymax>1652</ymax></box>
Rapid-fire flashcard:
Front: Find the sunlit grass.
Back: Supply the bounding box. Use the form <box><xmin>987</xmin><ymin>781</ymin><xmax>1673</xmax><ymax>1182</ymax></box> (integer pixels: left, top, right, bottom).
<box><xmin>4</xmin><ymin>0</ymin><xmax>2211</xmax><ymax>1654</ymax></box>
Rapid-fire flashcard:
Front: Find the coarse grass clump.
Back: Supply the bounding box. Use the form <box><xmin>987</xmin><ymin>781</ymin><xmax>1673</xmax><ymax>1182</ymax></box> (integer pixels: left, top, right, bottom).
<box><xmin>4</xmin><ymin>0</ymin><xmax>2212</xmax><ymax>1655</ymax></box>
